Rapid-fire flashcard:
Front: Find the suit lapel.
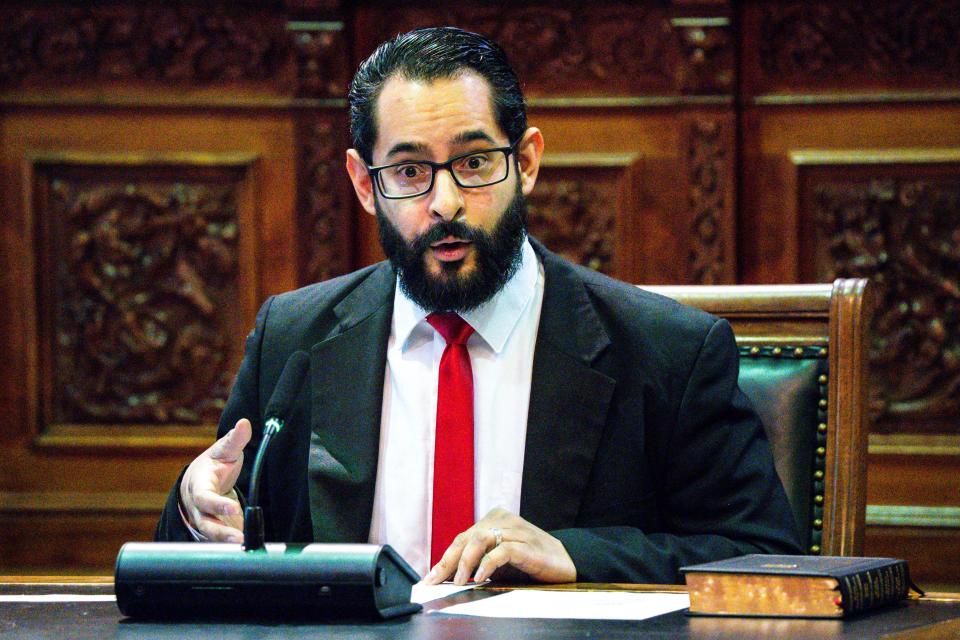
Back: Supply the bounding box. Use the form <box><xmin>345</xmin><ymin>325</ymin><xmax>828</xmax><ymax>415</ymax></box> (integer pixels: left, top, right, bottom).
<box><xmin>307</xmin><ymin>263</ymin><xmax>394</xmax><ymax>543</ymax></box>
<box><xmin>521</xmin><ymin>243</ymin><xmax>616</xmax><ymax>530</ymax></box>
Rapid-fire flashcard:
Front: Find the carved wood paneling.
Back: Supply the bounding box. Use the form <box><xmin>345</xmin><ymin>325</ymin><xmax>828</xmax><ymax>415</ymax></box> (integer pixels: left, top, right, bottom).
<box><xmin>686</xmin><ymin>118</ymin><xmax>734</xmax><ymax>284</ymax></box>
<box><xmin>797</xmin><ymin>155</ymin><xmax>960</xmax><ymax>435</ymax></box>
<box><xmin>744</xmin><ymin>0</ymin><xmax>960</xmax><ymax>95</ymax></box>
<box><xmin>296</xmin><ymin>118</ymin><xmax>353</xmax><ymax>285</ymax></box>
<box><xmin>527</xmin><ymin>179</ymin><xmax>615</xmax><ymax>274</ymax></box>
<box><xmin>32</xmin><ymin>157</ymin><xmax>254</xmax><ymax>430</ymax></box>
<box><xmin>0</xmin><ymin>5</ymin><xmax>290</xmax><ymax>87</ymax></box>
<box><xmin>288</xmin><ymin>22</ymin><xmax>349</xmax><ymax>98</ymax></box>
<box><xmin>529</xmin><ymin>154</ymin><xmax>640</xmax><ymax>279</ymax></box>
<box><xmin>357</xmin><ymin>3</ymin><xmax>733</xmax><ymax>97</ymax></box>
<box><xmin>672</xmin><ymin>16</ymin><xmax>734</xmax><ymax>95</ymax></box>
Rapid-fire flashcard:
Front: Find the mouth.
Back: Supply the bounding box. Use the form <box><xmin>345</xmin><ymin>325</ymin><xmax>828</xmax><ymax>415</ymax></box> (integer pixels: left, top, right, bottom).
<box><xmin>429</xmin><ymin>236</ymin><xmax>473</xmax><ymax>262</ymax></box>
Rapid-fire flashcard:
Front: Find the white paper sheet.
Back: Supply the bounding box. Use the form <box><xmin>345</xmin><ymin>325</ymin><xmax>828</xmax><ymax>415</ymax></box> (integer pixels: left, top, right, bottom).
<box><xmin>410</xmin><ymin>582</ymin><xmax>475</xmax><ymax>604</ymax></box>
<box><xmin>436</xmin><ymin>589</ymin><xmax>690</xmax><ymax>620</ymax></box>
<box><xmin>0</xmin><ymin>594</ymin><xmax>116</xmax><ymax>602</ymax></box>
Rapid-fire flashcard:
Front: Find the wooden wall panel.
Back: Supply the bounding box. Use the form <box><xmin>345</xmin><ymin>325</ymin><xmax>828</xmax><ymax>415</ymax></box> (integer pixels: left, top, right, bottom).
<box><xmin>741</xmin><ymin>0</ymin><xmax>960</xmax><ymax>97</ymax></box>
<box><xmin>295</xmin><ymin>115</ymin><xmax>354</xmax><ymax>287</ymax></box>
<box><xmin>529</xmin><ymin>108</ymin><xmax>737</xmax><ymax>284</ymax></box>
<box><xmin>796</xmin><ymin>152</ymin><xmax>960</xmax><ymax>437</ymax></box>
<box><xmin>0</xmin><ymin>108</ymin><xmax>302</xmax><ymax>571</ymax></box>
<box><xmin>739</xmin><ymin>0</ymin><xmax>960</xmax><ymax>590</ymax></box>
<box><xmin>527</xmin><ymin>152</ymin><xmax>640</xmax><ymax>277</ymax></box>
<box><xmin>30</xmin><ymin>154</ymin><xmax>255</xmax><ymax>437</ymax></box>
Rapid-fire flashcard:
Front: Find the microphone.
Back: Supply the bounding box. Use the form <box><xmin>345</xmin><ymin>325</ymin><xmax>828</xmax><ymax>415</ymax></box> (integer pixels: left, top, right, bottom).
<box><xmin>243</xmin><ymin>350</ymin><xmax>309</xmax><ymax>551</ymax></box>
<box><xmin>114</xmin><ymin>350</ymin><xmax>422</xmax><ymax>620</ymax></box>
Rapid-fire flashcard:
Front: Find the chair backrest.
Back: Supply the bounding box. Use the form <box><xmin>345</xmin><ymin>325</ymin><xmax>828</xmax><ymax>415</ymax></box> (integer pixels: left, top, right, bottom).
<box><xmin>640</xmin><ymin>279</ymin><xmax>874</xmax><ymax>557</ymax></box>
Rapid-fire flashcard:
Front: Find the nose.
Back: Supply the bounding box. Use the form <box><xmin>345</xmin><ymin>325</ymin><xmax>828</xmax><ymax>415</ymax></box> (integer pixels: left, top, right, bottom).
<box><xmin>429</xmin><ymin>168</ymin><xmax>464</xmax><ymax>222</ymax></box>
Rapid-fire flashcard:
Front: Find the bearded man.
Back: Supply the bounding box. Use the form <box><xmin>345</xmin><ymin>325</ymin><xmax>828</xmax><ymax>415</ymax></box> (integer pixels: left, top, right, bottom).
<box><xmin>156</xmin><ymin>27</ymin><xmax>801</xmax><ymax>585</ymax></box>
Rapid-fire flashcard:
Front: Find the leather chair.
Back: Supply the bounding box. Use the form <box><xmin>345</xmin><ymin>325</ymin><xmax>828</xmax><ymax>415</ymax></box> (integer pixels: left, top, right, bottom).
<box><xmin>641</xmin><ymin>279</ymin><xmax>874</xmax><ymax>557</ymax></box>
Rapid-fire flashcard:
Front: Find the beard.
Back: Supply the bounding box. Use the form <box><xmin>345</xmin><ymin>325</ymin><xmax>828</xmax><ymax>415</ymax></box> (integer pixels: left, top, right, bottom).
<box><xmin>376</xmin><ymin>190</ymin><xmax>528</xmax><ymax>313</ymax></box>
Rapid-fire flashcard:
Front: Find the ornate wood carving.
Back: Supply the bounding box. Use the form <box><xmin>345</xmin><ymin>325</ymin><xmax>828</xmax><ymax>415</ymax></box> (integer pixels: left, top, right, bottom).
<box><xmin>755</xmin><ymin>1</ymin><xmax>960</xmax><ymax>90</ymax></box>
<box><xmin>807</xmin><ymin>173</ymin><xmax>960</xmax><ymax>433</ymax></box>
<box><xmin>35</xmin><ymin>164</ymin><xmax>246</xmax><ymax>425</ymax></box>
<box><xmin>288</xmin><ymin>22</ymin><xmax>349</xmax><ymax>98</ymax></box>
<box><xmin>526</xmin><ymin>177</ymin><xmax>615</xmax><ymax>274</ymax></box>
<box><xmin>0</xmin><ymin>5</ymin><xmax>289</xmax><ymax>87</ymax></box>
<box><xmin>297</xmin><ymin>119</ymin><xmax>351</xmax><ymax>284</ymax></box>
<box><xmin>687</xmin><ymin>119</ymin><xmax>730</xmax><ymax>284</ymax></box>
<box><xmin>674</xmin><ymin>20</ymin><xmax>734</xmax><ymax>94</ymax></box>
<box><xmin>364</xmin><ymin>4</ymin><xmax>733</xmax><ymax>95</ymax></box>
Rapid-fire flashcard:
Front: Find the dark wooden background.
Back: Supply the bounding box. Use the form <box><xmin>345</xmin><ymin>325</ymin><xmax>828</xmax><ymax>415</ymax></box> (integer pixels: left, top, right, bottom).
<box><xmin>1</xmin><ymin>0</ymin><xmax>958</xmax><ymax>589</ymax></box>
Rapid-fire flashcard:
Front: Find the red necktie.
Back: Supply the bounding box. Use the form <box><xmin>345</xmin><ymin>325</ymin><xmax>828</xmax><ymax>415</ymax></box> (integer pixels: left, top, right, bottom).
<box><xmin>426</xmin><ymin>312</ymin><xmax>475</xmax><ymax>567</ymax></box>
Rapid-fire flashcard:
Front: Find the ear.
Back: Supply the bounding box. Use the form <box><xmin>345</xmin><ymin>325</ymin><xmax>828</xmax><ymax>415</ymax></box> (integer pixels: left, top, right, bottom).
<box><xmin>346</xmin><ymin>149</ymin><xmax>377</xmax><ymax>215</ymax></box>
<box><xmin>516</xmin><ymin>127</ymin><xmax>545</xmax><ymax>197</ymax></box>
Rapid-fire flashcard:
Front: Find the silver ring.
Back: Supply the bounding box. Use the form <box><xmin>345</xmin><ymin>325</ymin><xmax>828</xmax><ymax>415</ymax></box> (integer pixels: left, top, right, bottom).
<box><xmin>491</xmin><ymin>527</ymin><xmax>503</xmax><ymax>548</ymax></box>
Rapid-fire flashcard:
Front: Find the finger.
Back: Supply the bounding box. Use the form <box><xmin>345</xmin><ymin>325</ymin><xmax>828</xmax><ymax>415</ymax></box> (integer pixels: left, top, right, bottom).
<box><xmin>208</xmin><ymin>419</ymin><xmax>252</xmax><ymax>462</ymax></box>
<box><xmin>196</xmin><ymin>513</ymin><xmax>245</xmax><ymax>544</ymax></box>
<box><xmin>473</xmin><ymin>543</ymin><xmax>516</xmax><ymax>583</ymax></box>
<box><xmin>455</xmin><ymin>528</ymin><xmax>500</xmax><ymax>585</ymax></box>
<box><xmin>193</xmin><ymin>488</ymin><xmax>242</xmax><ymax>519</ymax></box>
<box><xmin>422</xmin><ymin>532</ymin><xmax>470</xmax><ymax>585</ymax></box>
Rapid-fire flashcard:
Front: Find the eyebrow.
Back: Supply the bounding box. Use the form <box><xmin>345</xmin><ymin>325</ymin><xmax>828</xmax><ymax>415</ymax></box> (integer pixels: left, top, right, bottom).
<box><xmin>382</xmin><ymin>130</ymin><xmax>500</xmax><ymax>162</ymax></box>
<box><xmin>450</xmin><ymin>129</ymin><xmax>498</xmax><ymax>146</ymax></box>
<box><xmin>384</xmin><ymin>141</ymin><xmax>430</xmax><ymax>161</ymax></box>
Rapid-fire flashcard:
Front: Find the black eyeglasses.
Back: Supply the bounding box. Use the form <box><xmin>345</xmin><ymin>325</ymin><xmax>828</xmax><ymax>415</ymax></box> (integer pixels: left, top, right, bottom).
<box><xmin>367</xmin><ymin>139</ymin><xmax>521</xmax><ymax>199</ymax></box>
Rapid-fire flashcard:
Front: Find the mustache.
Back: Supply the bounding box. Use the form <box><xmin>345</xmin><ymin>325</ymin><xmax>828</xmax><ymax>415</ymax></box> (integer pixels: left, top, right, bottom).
<box><xmin>410</xmin><ymin>220</ymin><xmax>485</xmax><ymax>254</ymax></box>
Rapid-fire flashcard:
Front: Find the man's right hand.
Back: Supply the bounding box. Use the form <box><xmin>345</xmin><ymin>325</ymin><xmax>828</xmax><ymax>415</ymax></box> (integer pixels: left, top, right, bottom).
<box><xmin>179</xmin><ymin>418</ymin><xmax>251</xmax><ymax>543</ymax></box>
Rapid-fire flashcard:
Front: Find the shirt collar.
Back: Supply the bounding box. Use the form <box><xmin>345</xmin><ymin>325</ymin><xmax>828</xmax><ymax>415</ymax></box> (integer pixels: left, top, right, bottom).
<box><xmin>392</xmin><ymin>237</ymin><xmax>539</xmax><ymax>354</ymax></box>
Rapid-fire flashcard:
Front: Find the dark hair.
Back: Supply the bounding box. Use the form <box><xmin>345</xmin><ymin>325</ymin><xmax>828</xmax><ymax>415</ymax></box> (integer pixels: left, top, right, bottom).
<box><xmin>349</xmin><ymin>27</ymin><xmax>527</xmax><ymax>164</ymax></box>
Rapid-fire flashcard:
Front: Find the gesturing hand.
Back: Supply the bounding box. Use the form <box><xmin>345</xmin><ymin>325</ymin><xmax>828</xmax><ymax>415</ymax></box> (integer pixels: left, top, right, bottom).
<box><xmin>178</xmin><ymin>418</ymin><xmax>251</xmax><ymax>543</ymax></box>
<box><xmin>421</xmin><ymin>507</ymin><xmax>576</xmax><ymax>585</ymax></box>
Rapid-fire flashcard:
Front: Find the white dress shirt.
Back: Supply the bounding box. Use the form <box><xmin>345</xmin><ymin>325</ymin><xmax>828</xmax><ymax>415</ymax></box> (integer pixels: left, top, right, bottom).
<box><xmin>368</xmin><ymin>238</ymin><xmax>545</xmax><ymax>576</ymax></box>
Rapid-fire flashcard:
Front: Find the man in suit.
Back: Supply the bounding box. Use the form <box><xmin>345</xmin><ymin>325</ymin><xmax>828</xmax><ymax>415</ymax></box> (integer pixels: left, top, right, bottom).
<box><xmin>157</xmin><ymin>27</ymin><xmax>801</xmax><ymax>585</ymax></box>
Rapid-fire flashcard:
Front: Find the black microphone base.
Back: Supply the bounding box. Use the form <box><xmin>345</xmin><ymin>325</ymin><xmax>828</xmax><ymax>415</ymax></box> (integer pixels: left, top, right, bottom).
<box><xmin>115</xmin><ymin>542</ymin><xmax>421</xmax><ymax>620</ymax></box>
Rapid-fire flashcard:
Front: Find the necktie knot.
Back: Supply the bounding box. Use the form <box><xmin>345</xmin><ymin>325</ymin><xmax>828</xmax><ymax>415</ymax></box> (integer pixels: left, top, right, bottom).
<box><xmin>427</xmin><ymin>312</ymin><xmax>474</xmax><ymax>346</ymax></box>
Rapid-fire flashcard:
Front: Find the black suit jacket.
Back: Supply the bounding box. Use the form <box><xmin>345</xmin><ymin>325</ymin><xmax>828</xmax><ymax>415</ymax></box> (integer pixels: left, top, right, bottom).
<box><xmin>157</xmin><ymin>239</ymin><xmax>802</xmax><ymax>582</ymax></box>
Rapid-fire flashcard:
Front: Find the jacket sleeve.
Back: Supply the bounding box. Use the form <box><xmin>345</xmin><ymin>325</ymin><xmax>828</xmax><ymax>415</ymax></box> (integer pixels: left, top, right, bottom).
<box><xmin>154</xmin><ymin>297</ymin><xmax>272</xmax><ymax>542</ymax></box>
<box><xmin>550</xmin><ymin>318</ymin><xmax>803</xmax><ymax>583</ymax></box>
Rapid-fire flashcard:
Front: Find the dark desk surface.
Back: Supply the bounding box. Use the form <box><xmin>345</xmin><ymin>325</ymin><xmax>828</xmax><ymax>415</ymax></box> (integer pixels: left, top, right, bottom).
<box><xmin>3</xmin><ymin>578</ymin><xmax>960</xmax><ymax>640</ymax></box>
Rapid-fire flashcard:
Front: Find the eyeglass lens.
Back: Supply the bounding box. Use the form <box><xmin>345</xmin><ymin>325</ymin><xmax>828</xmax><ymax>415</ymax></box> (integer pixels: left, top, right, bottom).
<box><xmin>378</xmin><ymin>150</ymin><xmax>509</xmax><ymax>197</ymax></box>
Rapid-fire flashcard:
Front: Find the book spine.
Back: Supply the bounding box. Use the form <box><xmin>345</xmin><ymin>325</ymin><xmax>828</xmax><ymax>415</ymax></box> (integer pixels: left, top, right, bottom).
<box><xmin>837</xmin><ymin>561</ymin><xmax>908</xmax><ymax>615</ymax></box>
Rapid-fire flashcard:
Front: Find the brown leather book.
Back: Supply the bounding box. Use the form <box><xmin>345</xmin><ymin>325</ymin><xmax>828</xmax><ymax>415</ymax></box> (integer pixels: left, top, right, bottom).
<box><xmin>680</xmin><ymin>554</ymin><xmax>912</xmax><ymax>618</ymax></box>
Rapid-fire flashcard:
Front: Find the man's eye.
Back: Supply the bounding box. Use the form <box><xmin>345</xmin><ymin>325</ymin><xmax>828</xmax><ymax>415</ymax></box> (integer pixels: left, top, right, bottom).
<box><xmin>460</xmin><ymin>154</ymin><xmax>489</xmax><ymax>171</ymax></box>
<box><xmin>393</xmin><ymin>164</ymin><xmax>425</xmax><ymax>179</ymax></box>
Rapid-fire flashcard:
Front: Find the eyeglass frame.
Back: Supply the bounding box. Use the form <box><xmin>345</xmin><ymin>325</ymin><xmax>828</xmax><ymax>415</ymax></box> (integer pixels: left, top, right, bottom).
<box><xmin>365</xmin><ymin>138</ymin><xmax>523</xmax><ymax>200</ymax></box>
